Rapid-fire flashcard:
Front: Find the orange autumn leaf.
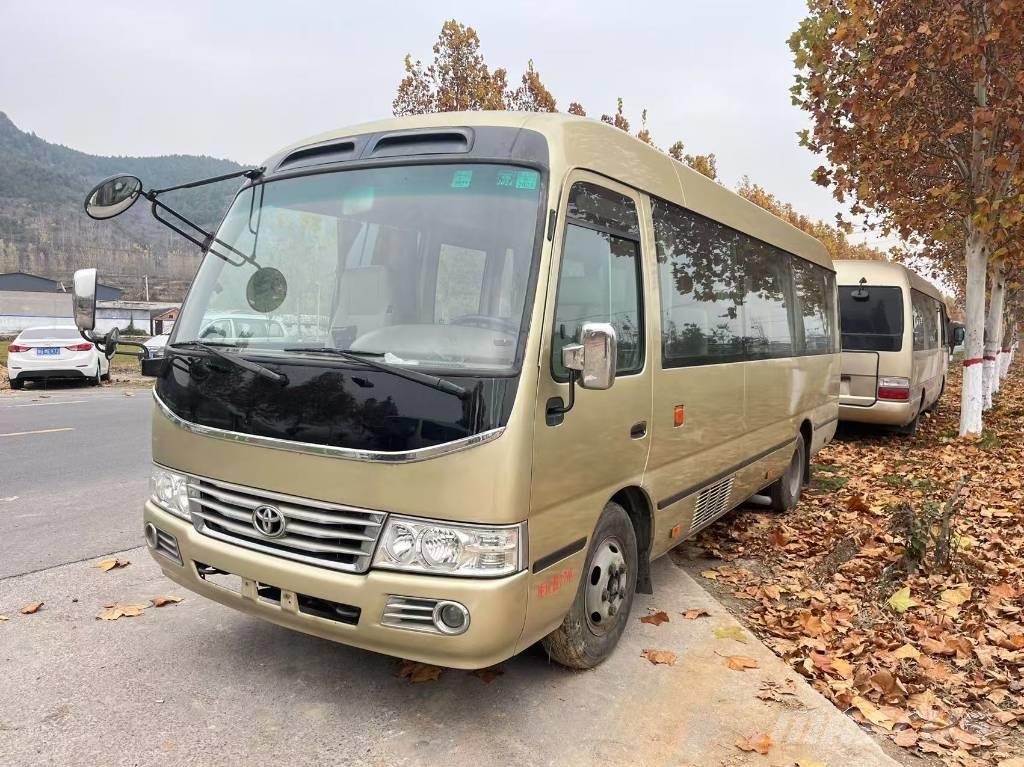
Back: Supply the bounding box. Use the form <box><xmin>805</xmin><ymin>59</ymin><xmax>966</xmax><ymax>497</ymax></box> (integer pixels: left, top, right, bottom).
<box><xmin>641</xmin><ymin>649</ymin><xmax>677</xmax><ymax>666</ymax></box>
<box><xmin>396</xmin><ymin>660</ymin><xmax>442</xmax><ymax>683</ymax></box>
<box><xmin>150</xmin><ymin>596</ymin><xmax>184</xmax><ymax>607</ymax></box>
<box><xmin>735</xmin><ymin>733</ymin><xmax>772</xmax><ymax>755</ymax></box>
<box><xmin>20</xmin><ymin>601</ymin><xmax>44</xmax><ymax>615</ymax></box>
<box><xmin>724</xmin><ymin>655</ymin><xmax>759</xmax><ymax>671</ymax></box>
<box><xmin>682</xmin><ymin>608</ymin><xmax>709</xmax><ymax>620</ymax></box>
<box><xmin>640</xmin><ymin>610</ymin><xmax>670</xmax><ymax>626</ymax></box>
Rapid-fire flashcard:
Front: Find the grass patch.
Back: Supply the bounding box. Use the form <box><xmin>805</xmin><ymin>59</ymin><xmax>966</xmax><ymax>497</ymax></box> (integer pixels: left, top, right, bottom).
<box><xmin>880</xmin><ymin>474</ymin><xmax>940</xmax><ymax>492</ymax></box>
<box><xmin>812</xmin><ymin>462</ymin><xmax>843</xmax><ymax>474</ymax></box>
<box><xmin>812</xmin><ymin>472</ymin><xmax>849</xmax><ymax>491</ymax></box>
<box><xmin>977</xmin><ymin>430</ymin><xmax>1003</xmax><ymax>450</ymax></box>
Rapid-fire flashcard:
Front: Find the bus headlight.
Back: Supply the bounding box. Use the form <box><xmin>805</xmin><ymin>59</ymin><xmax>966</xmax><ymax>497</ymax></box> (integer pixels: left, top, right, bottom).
<box><xmin>373</xmin><ymin>516</ymin><xmax>526</xmax><ymax>577</ymax></box>
<box><xmin>150</xmin><ymin>466</ymin><xmax>192</xmax><ymax>520</ymax></box>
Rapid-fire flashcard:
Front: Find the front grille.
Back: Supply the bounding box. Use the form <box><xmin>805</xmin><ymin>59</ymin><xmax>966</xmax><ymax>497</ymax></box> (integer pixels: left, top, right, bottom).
<box><xmin>188</xmin><ymin>476</ymin><xmax>385</xmax><ymax>573</ymax></box>
<box><xmin>689</xmin><ymin>476</ymin><xmax>735</xmax><ymax>534</ymax></box>
<box><xmin>381</xmin><ymin>595</ymin><xmax>441</xmax><ymax>633</ymax></box>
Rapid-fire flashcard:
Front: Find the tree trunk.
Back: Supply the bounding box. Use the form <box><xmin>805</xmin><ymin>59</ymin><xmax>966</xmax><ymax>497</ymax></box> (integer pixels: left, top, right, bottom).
<box><xmin>983</xmin><ymin>262</ymin><xmax>1005</xmax><ymax>408</ymax></box>
<box><xmin>999</xmin><ymin>317</ymin><xmax>1014</xmax><ymax>380</ymax></box>
<box><xmin>960</xmin><ymin>228</ymin><xmax>988</xmax><ymax>436</ymax></box>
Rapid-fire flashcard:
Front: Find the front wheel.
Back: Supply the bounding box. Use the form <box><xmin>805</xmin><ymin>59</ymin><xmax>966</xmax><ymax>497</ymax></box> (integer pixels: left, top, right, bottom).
<box><xmin>542</xmin><ymin>501</ymin><xmax>638</xmax><ymax>669</ymax></box>
<box><xmin>10</xmin><ymin>378</ymin><xmax>24</xmax><ymax>390</ymax></box>
<box><xmin>769</xmin><ymin>434</ymin><xmax>806</xmax><ymax>512</ymax></box>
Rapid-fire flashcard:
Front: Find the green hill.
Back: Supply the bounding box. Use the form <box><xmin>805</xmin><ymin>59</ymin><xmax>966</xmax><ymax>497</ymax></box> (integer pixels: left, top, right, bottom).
<box><xmin>0</xmin><ymin>111</ymin><xmax>245</xmax><ymax>300</ymax></box>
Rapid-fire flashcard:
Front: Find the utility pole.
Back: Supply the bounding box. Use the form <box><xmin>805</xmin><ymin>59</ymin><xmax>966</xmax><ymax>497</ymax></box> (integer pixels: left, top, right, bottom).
<box><xmin>144</xmin><ymin>274</ymin><xmax>150</xmax><ymax>302</ymax></box>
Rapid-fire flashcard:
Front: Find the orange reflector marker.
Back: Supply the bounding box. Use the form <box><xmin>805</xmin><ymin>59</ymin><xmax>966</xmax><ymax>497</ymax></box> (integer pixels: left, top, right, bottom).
<box><xmin>669</xmin><ymin>525</ymin><xmax>682</xmax><ymax>539</ymax></box>
<box><xmin>673</xmin><ymin>404</ymin><xmax>685</xmax><ymax>427</ymax></box>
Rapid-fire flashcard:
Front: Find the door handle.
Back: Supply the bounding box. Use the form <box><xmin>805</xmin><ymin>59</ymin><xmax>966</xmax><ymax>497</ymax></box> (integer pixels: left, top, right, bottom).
<box><xmin>630</xmin><ymin>421</ymin><xmax>647</xmax><ymax>439</ymax></box>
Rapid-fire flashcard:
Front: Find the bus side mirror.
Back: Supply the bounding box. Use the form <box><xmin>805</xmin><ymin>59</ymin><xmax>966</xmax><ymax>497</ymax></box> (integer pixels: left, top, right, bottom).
<box><xmin>563</xmin><ymin>322</ymin><xmax>617</xmax><ymax>391</ymax></box>
<box><xmin>952</xmin><ymin>326</ymin><xmax>965</xmax><ymax>346</ymax></box>
<box><xmin>72</xmin><ymin>268</ymin><xmax>98</xmax><ymax>332</ymax></box>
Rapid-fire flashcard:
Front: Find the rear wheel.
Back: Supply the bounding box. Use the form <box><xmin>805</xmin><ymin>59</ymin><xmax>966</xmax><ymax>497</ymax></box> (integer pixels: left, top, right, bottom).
<box><xmin>542</xmin><ymin>501</ymin><xmax>638</xmax><ymax>669</ymax></box>
<box><xmin>769</xmin><ymin>434</ymin><xmax>805</xmax><ymax>512</ymax></box>
<box><xmin>10</xmin><ymin>378</ymin><xmax>24</xmax><ymax>390</ymax></box>
<box><xmin>896</xmin><ymin>396</ymin><xmax>924</xmax><ymax>435</ymax></box>
<box><xmin>90</xmin><ymin>365</ymin><xmax>101</xmax><ymax>386</ymax></box>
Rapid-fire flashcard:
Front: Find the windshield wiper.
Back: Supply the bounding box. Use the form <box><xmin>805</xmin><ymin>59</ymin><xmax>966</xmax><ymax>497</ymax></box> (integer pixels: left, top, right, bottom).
<box><xmin>170</xmin><ymin>341</ymin><xmax>288</xmax><ymax>385</ymax></box>
<box><xmin>283</xmin><ymin>347</ymin><xmax>469</xmax><ymax>400</ymax></box>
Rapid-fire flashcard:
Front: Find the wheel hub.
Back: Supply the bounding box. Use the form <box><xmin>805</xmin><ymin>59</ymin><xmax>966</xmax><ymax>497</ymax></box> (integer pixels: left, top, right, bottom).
<box><xmin>585</xmin><ymin>537</ymin><xmax>627</xmax><ymax>635</ymax></box>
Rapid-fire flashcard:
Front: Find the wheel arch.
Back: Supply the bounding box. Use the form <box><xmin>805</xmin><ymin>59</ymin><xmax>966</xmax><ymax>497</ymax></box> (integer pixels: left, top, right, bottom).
<box><xmin>799</xmin><ymin>419</ymin><xmax>813</xmax><ymax>484</ymax></box>
<box><xmin>609</xmin><ymin>485</ymin><xmax>655</xmax><ymax>595</ymax></box>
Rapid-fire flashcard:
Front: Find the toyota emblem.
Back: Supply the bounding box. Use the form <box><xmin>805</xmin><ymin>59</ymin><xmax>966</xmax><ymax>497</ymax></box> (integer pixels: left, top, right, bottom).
<box><xmin>252</xmin><ymin>504</ymin><xmax>287</xmax><ymax>538</ymax></box>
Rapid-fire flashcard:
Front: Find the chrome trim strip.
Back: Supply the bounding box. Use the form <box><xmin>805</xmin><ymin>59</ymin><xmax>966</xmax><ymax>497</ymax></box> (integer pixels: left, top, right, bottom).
<box><xmin>152</xmin><ymin>389</ymin><xmax>505</xmax><ymax>463</ymax></box>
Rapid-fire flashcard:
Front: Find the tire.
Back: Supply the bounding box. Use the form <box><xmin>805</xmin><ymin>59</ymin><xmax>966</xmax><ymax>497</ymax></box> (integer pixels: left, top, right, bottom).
<box><xmin>542</xmin><ymin>502</ymin><xmax>638</xmax><ymax>670</ymax></box>
<box><xmin>10</xmin><ymin>378</ymin><xmax>24</xmax><ymax>390</ymax></box>
<box><xmin>90</xmin><ymin>364</ymin><xmax>101</xmax><ymax>387</ymax></box>
<box><xmin>101</xmin><ymin>358</ymin><xmax>111</xmax><ymax>382</ymax></box>
<box><xmin>769</xmin><ymin>434</ymin><xmax>806</xmax><ymax>512</ymax></box>
<box><xmin>896</xmin><ymin>396</ymin><xmax>924</xmax><ymax>435</ymax></box>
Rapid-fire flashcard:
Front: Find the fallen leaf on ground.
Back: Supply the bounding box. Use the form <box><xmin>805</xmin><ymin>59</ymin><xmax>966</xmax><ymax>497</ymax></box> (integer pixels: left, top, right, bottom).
<box><xmin>470</xmin><ymin>666</ymin><xmax>504</xmax><ymax>684</ymax></box>
<box><xmin>893</xmin><ymin>643</ymin><xmax>921</xmax><ymax>660</ymax></box>
<box><xmin>150</xmin><ymin>596</ymin><xmax>183</xmax><ymax>607</ymax></box>
<box><xmin>846</xmin><ymin>494</ymin><xmax>869</xmax><ymax>512</ymax></box>
<box><xmin>20</xmin><ymin>602</ymin><xmax>43</xmax><ymax>614</ymax></box>
<box><xmin>893</xmin><ymin>729</ymin><xmax>919</xmax><ymax>748</ymax></box>
<box><xmin>887</xmin><ymin>586</ymin><xmax>917</xmax><ymax>613</ymax></box>
<box><xmin>97</xmin><ymin>603</ymin><xmax>148</xmax><ymax>620</ymax></box>
<box><xmin>700</xmin><ymin>569</ymin><xmax>719</xmax><ymax>580</ymax></box>
<box><xmin>939</xmin><ymin>583</ymin><xmax>971</xmax><ymax>607</ymax></box>
<box><xmin>713</xmin><ymin>625</ymin><xmax>747</xmax><ymax>643</ymax></box>
<box><xmin>997</xmin><ymin>759</ymin><xmax>1024</xmax><ymax>767</ymax></box>
<box><xmin>640</xmin><ymin>610</ymin><xmax>670</xmax><ymax>626</ymax></box>
<box><xmin>851</xmin><ymin>696</ymin><xmax>894</xmax><ymax>729</ymax></box>
<box><xmin>724</xmin><ymin>655</ymin><xmax>759</xmax><ymax>671</ymax></box>
<box><xmin>682</xmin><ymin>608</ymin><xmax>709</xmax><ymax>620</ymax></box>
<box><xmin>641</xmin><ymin>649</ymin><xmax>677</xmax><ymax>665</ymax></box>
<box><xmin>735</xmin><ymin>733</ymin><xmax>772</xmax><ymax>754</ymax></box>
<box><xmin>95</xmin><ymin>558</ymin><xmax>130</xmax><ymax>572</ymax></box>
<box><xmin>397</xmin><ymin>660</ymin><xmax>442</xmax><ymax>683</ymax></box>
<box><xmin>795</xmin><ymin>761</ymin><xmax>826</xmax><ymax>767</ymax></box>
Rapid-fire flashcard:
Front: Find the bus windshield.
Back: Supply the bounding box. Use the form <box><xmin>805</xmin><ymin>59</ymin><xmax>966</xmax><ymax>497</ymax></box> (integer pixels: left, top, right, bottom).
<box><xmin>839</xmin><ymin>285</ymin><xmax>904</xmax><ymax>352</ymax></box>
<box><xmin>174</xmin><ymin>163</ymin><xmax>543</xmax><ymax>371</ymax></box>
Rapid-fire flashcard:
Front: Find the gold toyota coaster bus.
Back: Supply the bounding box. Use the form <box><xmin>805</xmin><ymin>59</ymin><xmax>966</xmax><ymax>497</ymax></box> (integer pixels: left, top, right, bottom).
<box><xmin>835</xmin><ymin>260</ymin><xmax>956</xmax><ymax>435</ymax></box>
<box><xmin>74</xmin><ymin>112</ymin><xmax>839</xmax><ymax>669</ymax></box>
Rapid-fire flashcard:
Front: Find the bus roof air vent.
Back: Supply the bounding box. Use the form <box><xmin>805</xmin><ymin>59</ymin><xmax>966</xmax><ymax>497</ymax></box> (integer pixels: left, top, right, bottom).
<box><xmin>368</xmin><ymin>128</ymin><xmax>473</xmax><ymax>158</ymax></box>
<box><xmin>277</xmin><ymin>140</ymin><xmax>358</xmax><ymax>171</ymax></box>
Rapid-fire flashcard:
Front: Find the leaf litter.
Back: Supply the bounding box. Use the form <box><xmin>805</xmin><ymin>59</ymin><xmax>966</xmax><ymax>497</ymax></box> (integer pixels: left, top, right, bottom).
<box><xmin>689</xmin><ymin>364</ymin><xmax>1024</xmax><ymax>764</ymax></box>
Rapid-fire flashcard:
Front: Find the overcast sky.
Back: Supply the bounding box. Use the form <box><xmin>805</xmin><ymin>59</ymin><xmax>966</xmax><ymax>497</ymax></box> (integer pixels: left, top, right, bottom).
<box><xmin>1</xmin><ymin>0</ymin><xmax>881</xmax><ymax>245</ymax></box>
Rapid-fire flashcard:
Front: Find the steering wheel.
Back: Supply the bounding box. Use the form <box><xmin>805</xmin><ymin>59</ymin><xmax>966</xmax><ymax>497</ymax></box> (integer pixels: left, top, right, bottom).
<box><xmin>450</xmin><ymin>315</ymin><xmax>519</xmax><ymax>333</ymax></box>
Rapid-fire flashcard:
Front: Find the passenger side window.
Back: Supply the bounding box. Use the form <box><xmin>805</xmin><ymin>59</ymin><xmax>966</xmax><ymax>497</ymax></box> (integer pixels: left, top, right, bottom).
<box><xmin>792</xmin><ymin>258</ymin><xmax>836</xmax><ymax>354</ymax></box>
<box><xmin>912</xmin><ymin>291</ymin><xmax>938</xmax><ymax>351</ymax></box>
<box><xmin>652</xmin><ymin>197</ymin><xmax>839</xmax><ymax>365</ymax></box>
<box><xmin>552</xmin><ymin>183</ymin><xmax>644</xmax><ymax>380</ymax></box>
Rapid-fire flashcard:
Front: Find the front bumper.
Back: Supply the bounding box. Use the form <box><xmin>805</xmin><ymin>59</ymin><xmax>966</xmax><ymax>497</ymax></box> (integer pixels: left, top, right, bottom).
<box><xmin>839</xmin><ymin>399</ymin><xmax>915</xmax><ymax>427</ymax></box>
<box><xmin>144</xmin><ymin>502</ymin><xmax>529</xmax><ymax>669</ymax></box>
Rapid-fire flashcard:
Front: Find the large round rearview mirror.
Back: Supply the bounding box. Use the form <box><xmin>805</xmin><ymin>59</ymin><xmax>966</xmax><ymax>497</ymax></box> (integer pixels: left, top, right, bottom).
<box><xmin>84</xmin><ymin>175</ymin><xmax>143</xmax><ymax>220</ymax></box>
<box><xmin>246</xmin><ymin>267</ymin><xmax>288</xmax><ymax>313</ymax></box>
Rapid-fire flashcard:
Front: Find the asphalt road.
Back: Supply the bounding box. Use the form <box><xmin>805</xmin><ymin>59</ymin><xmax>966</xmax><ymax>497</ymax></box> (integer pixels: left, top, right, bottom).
<box><xmin>0</xmin><ymin>384</ymin><xmax>152</xmax><ymax>578</ymax></box>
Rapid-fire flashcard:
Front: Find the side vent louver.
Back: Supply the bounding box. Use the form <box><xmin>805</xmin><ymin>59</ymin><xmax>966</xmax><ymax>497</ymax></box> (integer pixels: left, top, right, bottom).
<box><xmin>689</xmin><ymin>476</ymin><xmax>735</xmax><ymax>534</ymax></box>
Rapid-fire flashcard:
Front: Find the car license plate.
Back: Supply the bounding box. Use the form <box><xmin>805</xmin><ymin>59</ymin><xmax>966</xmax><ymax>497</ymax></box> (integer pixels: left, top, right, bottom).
<box><xmin>36</xmin><ymin>347</ymin><xmax>60</xmax><ymax>356</ymax></box>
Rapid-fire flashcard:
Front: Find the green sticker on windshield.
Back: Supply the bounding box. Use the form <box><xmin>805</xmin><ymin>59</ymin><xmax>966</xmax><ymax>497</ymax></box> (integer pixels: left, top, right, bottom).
<box><xmin>451</xmin><ymin>169</ymin><xmax>473</xmax><ymax>189</ymax></box>
<box><xmin>496</xmin><ymin>171</ymin><xmax>515</xmax><ymax>188</ymax></box>
<box><xmin>515</xmin><ymin>171</ymin><xmax>538</xmax><ymax>190</ymax></box>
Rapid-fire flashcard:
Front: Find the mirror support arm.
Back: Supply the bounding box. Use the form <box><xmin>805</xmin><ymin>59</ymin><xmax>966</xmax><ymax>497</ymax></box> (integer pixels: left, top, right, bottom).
<box><xmin>146</xmin><ymin>195</ymin><xmax>257</xmax><ymax>267</ymax></box>
<box><xmin>546</xmin><ymin>370</ymin><xmax>577</xmax><ymax>419</ymax></box>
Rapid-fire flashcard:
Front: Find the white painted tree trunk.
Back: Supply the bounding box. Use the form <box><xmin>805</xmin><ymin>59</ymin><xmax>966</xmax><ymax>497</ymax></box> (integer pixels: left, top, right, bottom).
<box><xmin>959</xmin><ymin>229</ymin><xmax>988</xmax><ymax>436</ymax></box>
<box><xmin>982</xmin><ymin>263</ymin><xmax>1004</xmax><ymax>409</ymax></box>
<box><xmin>999</xmin><ymin>321</ymin><xmax>1014</xmax><ymax>380</ymax></box>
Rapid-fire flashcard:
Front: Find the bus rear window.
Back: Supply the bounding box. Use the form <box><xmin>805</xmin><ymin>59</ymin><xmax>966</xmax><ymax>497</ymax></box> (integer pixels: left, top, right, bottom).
<box><xmin>839</xmin><ymin>285</ymin><xmax>903</xmax><ymax>352</ymax></box>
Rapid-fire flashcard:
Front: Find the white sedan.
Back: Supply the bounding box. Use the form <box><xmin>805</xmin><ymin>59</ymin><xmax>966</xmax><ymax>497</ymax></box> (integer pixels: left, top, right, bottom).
<box><xmin>6</xmin><ymin>326</ymin><xmax>110</xmax><ymax>389</ymax></box>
